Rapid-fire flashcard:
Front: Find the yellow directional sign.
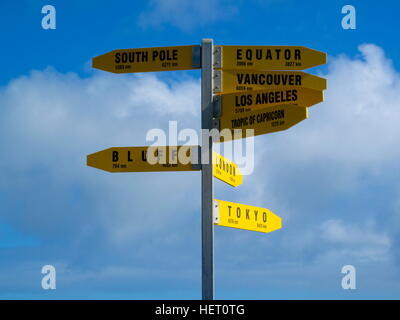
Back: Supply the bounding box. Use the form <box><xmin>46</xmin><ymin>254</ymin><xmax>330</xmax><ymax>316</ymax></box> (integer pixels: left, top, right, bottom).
<box><xmin>87</xmin><ymin>145</ymin><xmax>200</xmax><ymax>172</ymax></box>
<box><xmin>215</xmin><ymin>46</ymin><xmax>327</xmax><ymax>70</ymax></box>
<box><xmin>92</xmin><ymin>45</ymin><xmax>200</xmax><ymax>73</ymax></box>
<box><xmin>217</xmin><ymin>105</ymin><xmax>308</xmax><ymax>141</ymax></box>
<box><xmin>214</xmin><ymin>70</ymin><xmax>327</xmax><ymax>94</ymax></box>
<box><xmin>213</xmin><ymin>152</ymin><xmax>242</xmax><ymax>187</ymax></box>
<box><xmin>218</xmin><ymin>87</ymin><xmax>323</xmax><ymax>113</ymax></box>
<box><xmin>213</xmin><ymin>199</ymin><xmax>282</xmax><ymax>233</ymax></box>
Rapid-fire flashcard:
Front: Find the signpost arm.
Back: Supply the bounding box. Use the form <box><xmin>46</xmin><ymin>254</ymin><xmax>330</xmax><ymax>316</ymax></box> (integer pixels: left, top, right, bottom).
<box><xmin>201</xmin><ymin>38</ymin><xmax>214</xmax><ymax>300</ymax></box>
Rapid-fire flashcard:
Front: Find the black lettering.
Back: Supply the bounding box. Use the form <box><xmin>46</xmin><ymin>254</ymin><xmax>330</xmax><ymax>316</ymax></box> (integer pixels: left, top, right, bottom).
<box><xmin>115</xmin><ymin>53</ymin><xmax>121</xmax><ymax>64</ymax></box>
<box><xmin>281</xmin><ymin>74</ymin><xmax>288</xmax><ymax>85</ymax></box>
<box><xmin>275</xmin><ymin>91</ymin><xmax>281</xmax><ymax>103</ymax></box>
<box><xmin>266</xmin><ymin>74</ymin><xmax>272</xmax><ymax>85</ymax></box>
<box><xmin>275</xmin><ymin>49</ymin><xmax>281</xmax><ymax>60</ymax></box>
<box><xmin>295</xmin><ymin>75</ymin><xmax>302</xmax><ymax>86</ymax></box>
<box><xmin>121</xmin><ymin>52</ymin><xmax>128</xmax><ymax>63</ymax></box>
<box><xmin>237</xmin><ymin>74</ymin><xmax>244</xmax><ymax>84</ymax></box>
<box><xmin>152</xmin><ymin>50</ymin><xmax>159</xmax><ymax>61</ymax></box>
<box><xmin>246</xmin><ymin>49</ymin><xmax>252</xmax><ymax>60</ymax></box>
<box><xmin>127</xmin><ymin>151</ymin><xmax>133</xmax><ymax>162</ymax></box>
<box><xmin>268</xmin><ymin>92</ymin><xmax>274</xmax><ymax>104</ymax></box>
<box><xmin>247</xmin><ymin>94</ymin><xmax>252</xmax><ymax>106</ymax></box>
<box><xmin>112</xmin><ymin>151</ymin><xmax>119</xmax><ymax>162</ymax></box>
<box><xmin>159</xmin><ymin>50</ymin><xmax>166</xmax><ymax>61</ymax></box>
<box><xmin>292</xmin><ymin>89</ymin><xmax>298</xmax><ymax>101</ymax></box>
<box><xmin>295</xmin><ymin>49</ymin><xmax>301</xmax><ymax>60</ymax></box>
<box><xmin>237</xmin><ymin>49</ymin><xmax>243</xmax><ymax>60</ymax></box>
<box><xmin>251</xmin><ymin>73</ymin><xmax>258</xmax><ymax>85</ymax></box>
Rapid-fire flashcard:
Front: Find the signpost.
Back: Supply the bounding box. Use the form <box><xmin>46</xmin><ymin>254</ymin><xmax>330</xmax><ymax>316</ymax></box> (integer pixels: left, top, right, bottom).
<box><xmin>214</xmin><ymin>45</ymin><xmax>327</xmax><ymax>70</ymax></box>
<box><xmin>213</xmin><ymin>152</ymin><xmax>243</xmax><ymax>187</ymax></box>
<box><xmin>213</xmin><ymin>199</ymin><xmax>282</xmax><ymax>233</ymax></box>
<box><xmin>214</xmin><ymin>70</ymin><xmax>327</xmax><ymax>94</ymax></box>
<box><xmin>216</xmin><ymin>87</ymin><xmax>323</xmax><ymax>113</ymax></box>
<box><xmin>87</xmin><ymin>39</ymin><xmax>327</xmax><ymax>300</ymax></box>
<box><xmin>200</xmin><ymin>39</ymin><xmax>214</xmax><ymax>300</ymax></box>
<box><xmin>87</xmin><ymin>145</ymin><xmax>200</xmax><ymax>172</ymax></box>
<box><xmin>93</xmin><ymin>45</ymin><xmax>201</xmax><ymax>73</ymax></box>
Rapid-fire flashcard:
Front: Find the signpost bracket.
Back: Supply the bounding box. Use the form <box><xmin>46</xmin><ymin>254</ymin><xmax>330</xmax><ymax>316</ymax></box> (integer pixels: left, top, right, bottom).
<box><xmin>213</xmin><ymin>200</ymin><xmax>220</xmax><ymax>224</ymax></box>
<box><xmin>213</xmin><ymin>46</ymin><xmax>222</xmax><ymax>69</ymax></box>
<box><xmin>213</xmin><ymin>95</ymin><xmax>222</xmax><ymax>118</ymax></box>
<box><xmin>212</xmin><ymin>119</ymin><xmax>220</xmax><ymax>130</ymax></box>
<box><xmin>213</xmin><ymin>70</ymin><xmax>222</xmax><ymax>94</ymax></box>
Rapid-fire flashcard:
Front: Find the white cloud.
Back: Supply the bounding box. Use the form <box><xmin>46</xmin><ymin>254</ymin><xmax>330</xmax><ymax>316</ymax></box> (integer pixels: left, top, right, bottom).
<box><xmin>0</xmin><ymin>68</ymin><xmax>201</xmax><ymax>244</ymax></box>
<box><xmin>2</xmin><ymin>43</ymin><xmax>400</xmax><ymax>297</ymax></box>
<box><xmin>319</xmin><ymin>219</ymin><xmax>391</xmax><ymax>261</ymax></box>
<box><xmin>138</xmin><ymin>0</ymin><xmax>238</xmax><ymax>31</ymax></box>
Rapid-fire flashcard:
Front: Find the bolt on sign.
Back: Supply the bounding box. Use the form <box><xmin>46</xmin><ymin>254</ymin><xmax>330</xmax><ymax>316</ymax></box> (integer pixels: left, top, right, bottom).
<box><xmin>213</xmin><ymin>199</ymin><xmax>282</xmax><ymax>233</ymax></box>
<box><xmin>215</xmin><ymin>104</ymin><xmax>308</xmax><ymax>142</ymax></box>
<box><xmin>216</xmin><ymin>87</ymin><xmax>323</xmax><ymax>114</ymax></box>
<box><xmin>92</xmin><ymin>45</ymin><xmax>201</xmax><ymax>73</ymax></box>
<box><xmin>213</xmin><ymin>152</ymin><xmax>243</xmax><ymax>187</ymax></box>
<box><xmin>87</xmin><ymin>145</ymin><xmax>200</xmax><ymax>172</ymax></box>
<box><xmin>214</xmin><ymin>46</ymin><xmax>327</xmax><ymax>71</ymax></box>
<box><xmin>214</xmin><ymin>70</ymin><xmax>327</xmax><ymax>94</ymax></box>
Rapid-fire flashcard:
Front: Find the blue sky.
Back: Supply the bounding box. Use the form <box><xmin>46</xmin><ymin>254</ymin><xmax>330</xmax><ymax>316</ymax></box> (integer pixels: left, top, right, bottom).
<box><xmin>1</xmin><ymin>0</ymin><xmax>400</xmax><ymax>299</ymax></box>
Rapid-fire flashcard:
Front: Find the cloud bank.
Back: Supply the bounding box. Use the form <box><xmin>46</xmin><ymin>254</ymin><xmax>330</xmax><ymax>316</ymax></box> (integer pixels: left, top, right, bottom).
<box><xmin>1</xmin><ymin>44</ymin><xmax>400</xmax><ymax>298</ymax></box>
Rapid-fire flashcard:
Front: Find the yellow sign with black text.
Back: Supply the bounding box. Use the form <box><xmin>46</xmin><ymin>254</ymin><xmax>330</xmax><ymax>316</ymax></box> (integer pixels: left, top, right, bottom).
<box><xmin>215</xmin><ymin>46</ymin><xmax>327</xmax><ymax>71</ymax></box>
<box><xmin>214</xmin><ymin>70</ymin><xmax>327</xmax><ymax>94</ymax></box>
<box><xmin>213</xmin><ymin>199</ymin><xmax>282</xmax><ymax>233</ymax></box>
<box><xmin>92</xmin><ymin>45</ymin><xmax>200</xmax><ymax>73</ymax></box>
<box><xmin>87</xmin><ymin>145</ymin><xmax>200</xmax><ymax>172</ymax></box>
<box><xmin>219</xmin><ymin>87</ymin><xmax>323</xmax><ymax>113</ymax></box>
<box><xmin>213</xmin><ymin>152</ymin><xmax>243</xmax><ymax>187</ymax></box>
<box><xmin>217</xmin><ymin>105</ymin><xmax>308</xmax><ymax>141</ymax></box>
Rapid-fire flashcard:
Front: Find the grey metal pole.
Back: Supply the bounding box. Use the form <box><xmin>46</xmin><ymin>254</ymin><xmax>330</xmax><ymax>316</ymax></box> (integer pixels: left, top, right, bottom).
<box><xmin>201</xmin><ymin>38</ymin><xmax>214</xmax><ymax>300</ymax></box>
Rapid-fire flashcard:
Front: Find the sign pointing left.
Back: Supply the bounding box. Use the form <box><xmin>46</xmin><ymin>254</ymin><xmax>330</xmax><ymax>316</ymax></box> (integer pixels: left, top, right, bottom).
<box><xmin>87</xmin><ymin>146</ymin><xmax>200</xmax><ymax>172</ymax></box>
<box><xmin>92</xmin><ymin>45</ymin><xmax>201</xmax><ymax>73</ymax></box>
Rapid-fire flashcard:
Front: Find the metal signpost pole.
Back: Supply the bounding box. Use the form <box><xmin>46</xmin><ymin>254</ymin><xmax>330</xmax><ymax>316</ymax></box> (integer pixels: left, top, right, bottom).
<box><xmin>201</xmin><ymin>38</ymin><xmax>214</xmax><ymax>300</ymax></box>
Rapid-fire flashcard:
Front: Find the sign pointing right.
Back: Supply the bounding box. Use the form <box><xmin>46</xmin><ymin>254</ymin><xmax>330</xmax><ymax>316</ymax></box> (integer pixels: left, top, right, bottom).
<box><xmin>217</xmin><ymin>87</ymin><xmax>323</xmax><ymax>114</ymax></box>
<box><xmin>216</xmin><ymin>104</ymin><xmax>308</xmax><ymax>141</ymax></box>
<box><xmin>215</xmin><ymin>45</ymin><xmax>327</xmax><ymax>71</ymax></box>
<box><xmin>213</xmin><ymin>199</ymin><xmax>282</xmax><ymax>233</ymax></box>
<box><xmin>214</xmin><ymin>70</ymin><xmax>327</xmax><ymax>94</ymax></box>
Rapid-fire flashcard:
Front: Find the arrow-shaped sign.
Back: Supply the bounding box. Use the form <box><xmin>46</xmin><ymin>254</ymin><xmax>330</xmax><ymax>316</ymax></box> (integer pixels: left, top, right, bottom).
<box><xmin>87</xmin><ymin>145</ymin><xmax>200</xmax><ymax>172</ymax></box>
<box><xmin>213</xmin><ymin>199</ymin><xmax>282</xmax><ymax>233</ymax></box>
<box><xmin>213</xmin><ymin>152</ymin><xmax>243</xmax><ymax>187</ymax></box>
<box><xmin>215</xmin><ymin>104</ymin><xmax>308</xmax><ymax>142</ymax></box>
<box><xmin>214</xmin><ymin>45</ymin><xmax>327</xmax><ymax>70</ymax></box>
<box><xmin>93</xmin><ymin>45</ymin><xmax>201</xmax><ymax>73</ymax></box>
<box><xmin>214</xmin><ymin>70</ymin><xmax>327</xmax><ymax>94</ymax></box>
<box><xmin>216</xmin><ymin>87</ymin><xmax>323</xmax><ymax>114</ymax></box>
